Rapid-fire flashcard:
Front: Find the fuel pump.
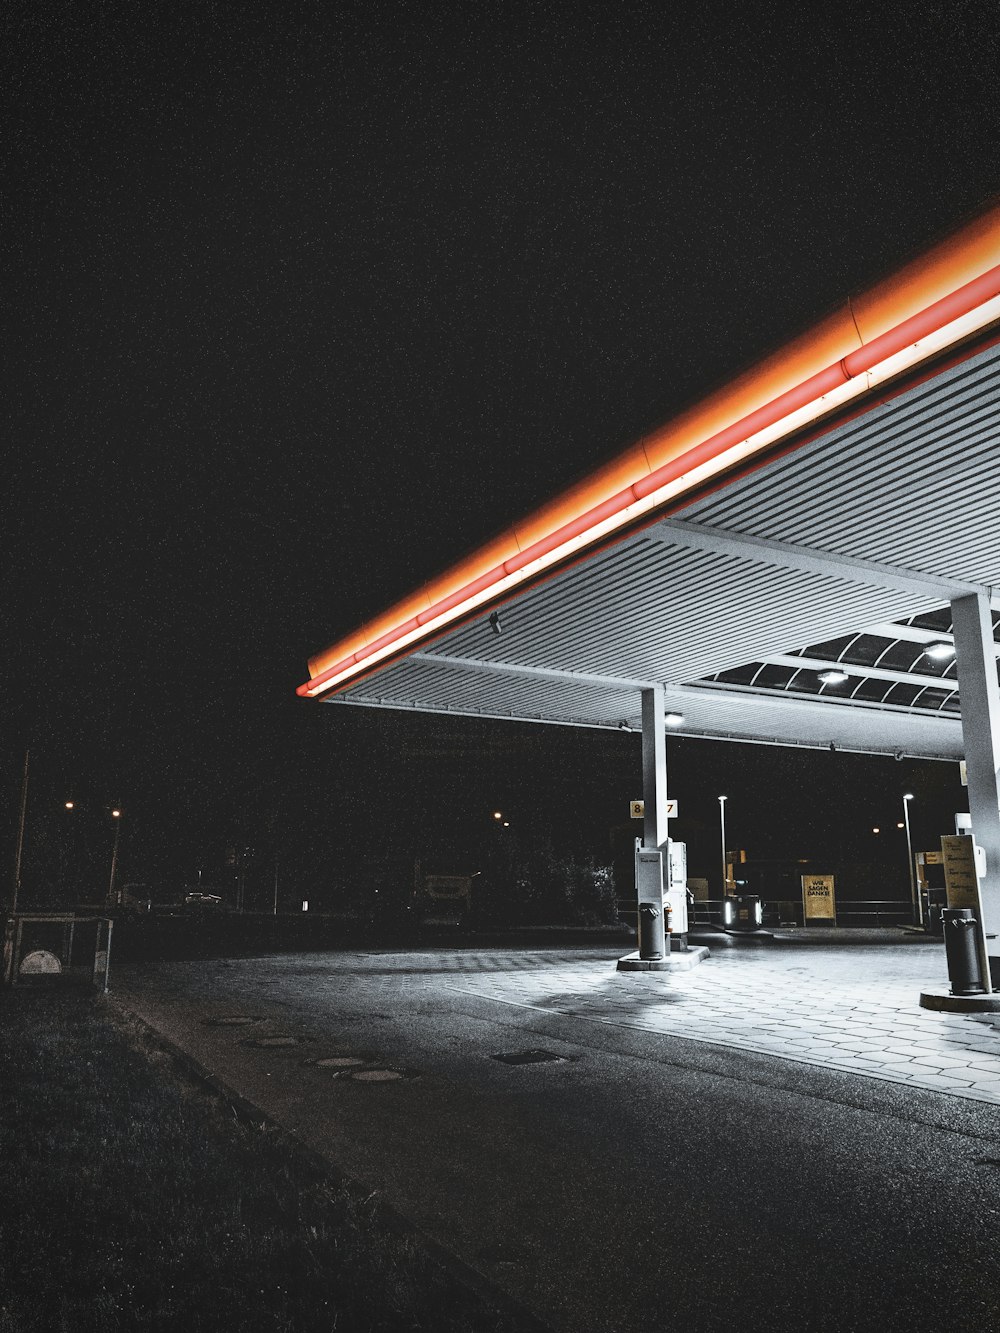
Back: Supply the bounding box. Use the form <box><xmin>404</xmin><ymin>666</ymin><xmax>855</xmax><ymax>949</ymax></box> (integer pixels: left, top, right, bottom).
<box><xmin>665</xmin><ymin>840</ymin><xmax>689</xmax><ymax>947</ymax></box>
<box><xmin>634</xmin><ymin>837</ymin><xmax>690</xmax><ymax>957</ymax></box>
<box><xmin>634</xmin><ymin>841</ymin><xmax>666</xmax><ymax>961</ymax></box>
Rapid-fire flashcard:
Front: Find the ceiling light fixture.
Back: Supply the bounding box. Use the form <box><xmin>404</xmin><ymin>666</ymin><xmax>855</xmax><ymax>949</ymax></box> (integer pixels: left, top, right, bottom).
<box><xmin>664</xmin><ymin>713</ymin><xmax>684</xmax><ymax>726</ymax></box>
<box><xmin>924</xmin><ymin>641</ymin><xmax>956</xmax><ymax>660</ymax></box>
<box><xmin>819</xmin><ymin>669</ymin><xmax>848</xmax><ymax>685</ymax></box>
<box><xmin>489</xmin><ymin>611</ymin><xmax>502</xmax><ymax>636</ymax></box>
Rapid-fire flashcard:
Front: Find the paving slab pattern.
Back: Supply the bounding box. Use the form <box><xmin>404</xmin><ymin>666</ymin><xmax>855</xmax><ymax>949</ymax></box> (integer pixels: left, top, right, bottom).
<box><xmin>437</xmin><ymin>934</ymin><xmax>1000</xmax><ymax>1102</ymax></box>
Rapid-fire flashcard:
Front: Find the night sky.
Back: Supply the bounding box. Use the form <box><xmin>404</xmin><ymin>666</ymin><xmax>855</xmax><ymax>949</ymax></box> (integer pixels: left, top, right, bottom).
<box><xmin>4</xmin><ymin>3</ymin><xmax>998</xmax><ymax>898</ymax></box>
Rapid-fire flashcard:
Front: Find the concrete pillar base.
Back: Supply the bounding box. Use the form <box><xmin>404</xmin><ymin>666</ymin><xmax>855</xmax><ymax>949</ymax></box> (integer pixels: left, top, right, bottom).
<box><xmin>617</xmin><ymin>947</ymin><xmax>709</xmax><ymax>972</ymax></box>
<box><xmin>918</xmin><ymin>987</ymin><xmax>1000</xmax><ymax>1013</ymax></box>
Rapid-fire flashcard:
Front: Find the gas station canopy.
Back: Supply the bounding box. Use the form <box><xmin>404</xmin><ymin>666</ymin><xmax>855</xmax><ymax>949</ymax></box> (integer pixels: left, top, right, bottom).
<box><xmin>299</xmin><ymin>205</ymin><xmax>1000</xmax><ymax>763</ymax></box>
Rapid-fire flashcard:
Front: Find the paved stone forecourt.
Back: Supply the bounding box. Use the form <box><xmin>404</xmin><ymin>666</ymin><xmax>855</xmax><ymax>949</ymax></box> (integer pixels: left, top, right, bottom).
<box><xmin>440</xmin><ymin>930</ymin><xmax>1000</xmax><ymax>1103</ymax></box>
<box><xmin>106</xmin><ymin>933</ymin><xmax>1000</xmax><ymax>1333</ymax></box>
<box><xmin>116</xmin><ymin>928</ymin><xmax>1000</xmax><ymax>1103</ymax></box>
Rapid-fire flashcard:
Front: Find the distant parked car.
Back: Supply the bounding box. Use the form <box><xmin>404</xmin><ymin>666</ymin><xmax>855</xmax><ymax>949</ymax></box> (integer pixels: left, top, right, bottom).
<box><xmin>182</xmin><ymin>891</ymin><xmax>224</xmax><ymax>908</ymax></box>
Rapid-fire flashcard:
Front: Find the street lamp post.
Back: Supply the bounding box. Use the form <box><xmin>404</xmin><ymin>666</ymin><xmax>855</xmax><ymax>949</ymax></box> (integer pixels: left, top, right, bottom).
<box><xmin>902</xmin><ymin>793</ymin><xmax>919</xmax><ymax>926</ymax></box>
<box><xmin>107</xmin><ymin>809</ymin><xmax>122</xmax><ymax>908</ymax></box>
<box><xmin>718</xmin><ymin>795</ymin><xmax>728</xmax><ymax>896</ymax></box>
<box><xmin>12</xmin><ymin>749</ymin><xmax>29</xmax><ymax>916</ymax></box>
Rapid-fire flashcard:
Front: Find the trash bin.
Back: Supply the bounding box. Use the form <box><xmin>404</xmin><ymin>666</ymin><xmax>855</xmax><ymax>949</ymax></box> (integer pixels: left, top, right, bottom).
<box><xmin>638</xmin><ymin>901</ymin><xmax>665</xmax><ymax>960</ymax></box>
<box><xmin>942</xmin><ymin>908</ymin><xmax>986</xmax><ymax>996</ymax></box>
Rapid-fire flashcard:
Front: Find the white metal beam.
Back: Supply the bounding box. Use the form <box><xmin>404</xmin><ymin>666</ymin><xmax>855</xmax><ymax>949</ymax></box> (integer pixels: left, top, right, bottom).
<box><xmin>759</xmin><ymin>653</ymin><xmax>958</xmax><ymax>693</ymax></box>
<box><xmin>863</xmin><ymin>621</ymin><xmax>1000</xmax><ymax>659</ymax></box>
<box><xmin>678</xmin><ymin>679</ymin><xmax>960</xmax><ymax>722</ymax></box>
<box><xmin>651</xmin><ymin>518</ymin><xmax>990</xmax><ymax>601</ymax></box>
<box><xmin>410</xmin><ymin>651</ymin><xmax>656</xmax><ymax>692</ymax></box>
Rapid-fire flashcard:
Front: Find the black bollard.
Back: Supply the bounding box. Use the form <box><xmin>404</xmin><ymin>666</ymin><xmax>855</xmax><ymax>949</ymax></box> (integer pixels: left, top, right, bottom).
<box><xmin>638</xmin><ymin>901</ymin><xmax>665</xmax><ymax>961</ymax></box>
<box><xmin>942</xmin><ymin>908</ymin><xmax>986</xmax><ymax>996</ymax></box>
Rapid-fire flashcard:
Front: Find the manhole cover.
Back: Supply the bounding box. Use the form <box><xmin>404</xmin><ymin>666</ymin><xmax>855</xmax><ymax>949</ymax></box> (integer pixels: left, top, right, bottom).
<box><xmin>350</xmin><ymin>1068</ymin><xmax>405</xmax><ymax>1082</ymax></box>
<box><xmin>314</xmin><ymin>1055</ymin><xmax>367</xmax><ymax>1068</ymax></box>
<box><xmin>203</xmin><ymin>1016</ymin><xmax>260</xmax><ymax>1027</ymax></box>
<box><xmin>492</xmin><ymin>1049</ymin><xmax>569</xmax><ymax>1065</ymax></box>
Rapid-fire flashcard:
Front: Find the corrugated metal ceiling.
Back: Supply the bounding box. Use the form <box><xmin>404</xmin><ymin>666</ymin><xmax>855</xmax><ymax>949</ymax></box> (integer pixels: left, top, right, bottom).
<box><xmin>682</xmin><ymin>342</ymin><xmax>1000</xmax><ymax>585</ymax></box>
<box><xmin>332</xmin><ymin>341</ymin><xmax>1000</xmax><ymax>759</ymax></box>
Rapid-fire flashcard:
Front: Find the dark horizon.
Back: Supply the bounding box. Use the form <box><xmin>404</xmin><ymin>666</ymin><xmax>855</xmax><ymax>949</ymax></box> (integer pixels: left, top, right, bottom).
<box><xmin>4</xmin><ymin>3</ymin><xmax>996</xmax><ymax>901</ymax></box>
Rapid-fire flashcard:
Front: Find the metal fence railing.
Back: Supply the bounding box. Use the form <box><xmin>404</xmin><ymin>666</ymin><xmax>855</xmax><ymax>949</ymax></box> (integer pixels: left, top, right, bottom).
<box><xmin>688</xmin><ymin>898</ymin><xmax>913</xmax><ymax>928</ymax></box>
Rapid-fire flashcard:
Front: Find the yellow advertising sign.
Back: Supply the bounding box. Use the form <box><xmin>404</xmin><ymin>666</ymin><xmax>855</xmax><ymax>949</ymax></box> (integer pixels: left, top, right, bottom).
<box><xmin>801</xmin><ymin>874</ymin><xmax>836</xmax><ymax>923</ymax></box>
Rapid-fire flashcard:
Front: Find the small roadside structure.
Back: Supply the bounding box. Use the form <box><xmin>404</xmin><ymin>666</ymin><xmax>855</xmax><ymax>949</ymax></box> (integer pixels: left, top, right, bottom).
<box><xmin>3</xmin><ymin>913</ymin><xmax>114</xmax><ymax>992</ymax></box>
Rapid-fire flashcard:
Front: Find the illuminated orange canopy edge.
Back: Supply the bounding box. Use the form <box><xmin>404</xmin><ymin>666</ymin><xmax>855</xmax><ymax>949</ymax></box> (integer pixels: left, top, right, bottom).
<box><xmin>304</xmin><ymin>201</ymin><xmax>1000</xmax><ymax>690</ymax></box>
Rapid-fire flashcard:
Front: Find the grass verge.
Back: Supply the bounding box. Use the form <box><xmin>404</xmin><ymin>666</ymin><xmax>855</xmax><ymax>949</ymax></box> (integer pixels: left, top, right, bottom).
<box><xmin>0</xmin><ymin>988</ymin><xmax>525</xmax><ymax>1332</ymax></box>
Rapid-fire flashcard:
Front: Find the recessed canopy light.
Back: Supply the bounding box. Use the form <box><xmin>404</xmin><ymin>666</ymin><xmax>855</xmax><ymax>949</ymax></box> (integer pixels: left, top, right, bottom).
<box><xmin>819</xmin><ymin>669</ymin><xmax>848</xmax><ymax>685</ymax></box>
<box><xmin>924</xmin><ymin>641</ymin><xmax>955</xmax><ymax>660</ymax></box>
<box><xmin>664</xmin><ymin>712</ymin><xmax>684</xmax><ymax>727</ymax></box>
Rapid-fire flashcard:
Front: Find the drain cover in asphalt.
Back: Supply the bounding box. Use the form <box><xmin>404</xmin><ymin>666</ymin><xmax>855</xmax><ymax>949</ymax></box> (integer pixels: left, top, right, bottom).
<box><xmin>492</xmin><ymin>1049</ymin><xmax>570</xmax><ymax>1065</ymax></box>
<box><xmin>313</xmin><ymin>1055</ymin><xmax>367</xmax><ymax>1068</ymax></box>
<box><xmin>351</xmin><ymin>1068</ymin><xmax>405</xmax><ymax>1082</ymax></box>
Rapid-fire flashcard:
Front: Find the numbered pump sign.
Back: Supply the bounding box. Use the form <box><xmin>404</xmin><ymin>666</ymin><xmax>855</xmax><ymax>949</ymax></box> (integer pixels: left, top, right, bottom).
<box><xmin>801</xmin><ymin>874</ymin><xmax>837</xmax><ymax>924</ymax></box>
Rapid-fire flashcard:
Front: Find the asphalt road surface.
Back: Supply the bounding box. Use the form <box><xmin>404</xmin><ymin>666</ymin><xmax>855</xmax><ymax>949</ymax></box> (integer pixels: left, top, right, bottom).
<box><xmin>112</xmin><ymin>944</ymin><xmax>1000</xmax><ymax>1332</ymax></box>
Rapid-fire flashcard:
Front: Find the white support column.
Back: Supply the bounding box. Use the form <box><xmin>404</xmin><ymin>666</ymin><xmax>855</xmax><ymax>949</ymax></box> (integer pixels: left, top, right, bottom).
<box><xmin>641</xmin><ymin>685</ymin><xmax>668</xmax><ymax>850</ymax></box>
<box><xmin>634</xmin><ymin>686</ymin><xmax>668</xmax><ymax>961</ymax></box>
<box><xmin>951</xmin><ymin>592</ymin><xmax>1000</xmax><ymax>979</ymax></box>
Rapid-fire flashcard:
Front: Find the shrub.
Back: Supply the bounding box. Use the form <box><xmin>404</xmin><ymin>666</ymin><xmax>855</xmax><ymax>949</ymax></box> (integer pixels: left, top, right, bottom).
<box><xmin>475</xmin><ymin>833</ymin><xmax>616</xmax><ymax>927</ymax></box>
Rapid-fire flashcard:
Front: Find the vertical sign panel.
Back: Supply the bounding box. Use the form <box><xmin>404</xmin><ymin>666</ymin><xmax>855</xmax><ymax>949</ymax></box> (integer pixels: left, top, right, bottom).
<box><xmin>801</xmin><ymin>874</ymin><xmax>837</xmax><ymax>923</ymax></box>
<box><xmin>941</xmin><ymin>835</ymin><xmax>981</xmax><ymax>910</ymax></box>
